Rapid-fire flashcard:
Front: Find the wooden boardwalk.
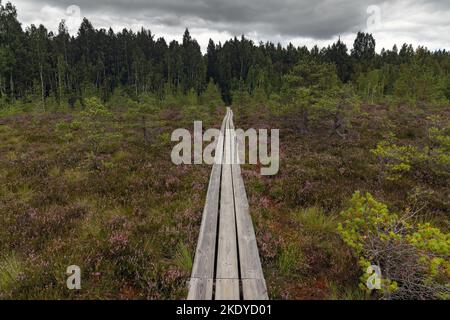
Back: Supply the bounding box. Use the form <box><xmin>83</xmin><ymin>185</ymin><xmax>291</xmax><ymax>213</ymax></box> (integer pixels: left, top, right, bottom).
<box><xmin>188</xmin><ymin>108</ymin><xmax>268</xmax><ymax>300</ymax></box>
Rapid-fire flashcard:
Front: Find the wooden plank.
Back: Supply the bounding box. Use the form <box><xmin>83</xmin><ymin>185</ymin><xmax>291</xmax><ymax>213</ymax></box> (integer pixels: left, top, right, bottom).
<box><xmin>188</xmin><ymin>109</ymin><xmax>229</xmax><ymax>300</ymax></box>
<box><xmin>241</xmin><ymin>279</ymin><xmax>268</xmax><ymax>300</ymax></box>
<box><xmin>215</xmin><ymin>108</ymin><xmax>240</xmax><ymax>300</ymax></box>
<box><xmin>188</xmin><ymin>278</ymin><xmax>214</xmax><ymax>300</ymax></box>
<box><xmin>229</xmin><ymin>112</ymin><xmax>269</xmax><ymax>300</ymax></box>
<box><xmin>189</xmin><ymin>108</ymin><xmax>268</xmax><ymax>300</ymax></box>
<box><xmin>215</xmin><ymin>279</ymin><xmax>240</xmax><ymax>300</ymax></box>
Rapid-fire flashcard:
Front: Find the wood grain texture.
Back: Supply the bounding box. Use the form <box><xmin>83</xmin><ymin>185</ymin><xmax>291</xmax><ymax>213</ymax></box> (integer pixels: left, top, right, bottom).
<box><xmin>229</xmin><ymin>113</ymin><xmax>269</xmax><ymax>300</ymax></box>
<box><xmin>215</xmin><ymin>279</ymin><xmax>240</xmax><ymax>300</ymax></box>
<box><xmin>215</xmin><ymin>108</ymin><xmax>240</xmax><ymax>300</ymax></box>
<box><xmin>189</xmin><ymin>108</ymin><xmax>268</xmax><ymax>300</ymax></box>
<box><xmin>241</xmin><ymin>279</ymin><xmax>268</xmax><ymax>300</ymax></box>
<box><xmin>188</xmin><ymin>110</ymin><xmax>229</xmax><ymax>300</ymax></box>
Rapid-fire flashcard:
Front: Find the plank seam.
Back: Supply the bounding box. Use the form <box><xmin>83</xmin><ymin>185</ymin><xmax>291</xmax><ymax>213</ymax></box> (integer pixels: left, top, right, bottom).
<box><xmin>229</xmin><ymin>111</ymin><xmax>244</xmax><ymax>299</ymax></box>
<box><xmin>211</xmin><ymin>109</ymin><xmax>228</xmax><ymax>300</ymax></box>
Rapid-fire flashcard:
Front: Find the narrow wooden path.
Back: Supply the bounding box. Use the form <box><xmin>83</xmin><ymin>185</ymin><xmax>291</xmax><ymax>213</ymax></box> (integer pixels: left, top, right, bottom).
<box><xmin>188</xmin><ymin>108</ymin><xmax>268</xmax><ymax>300</ymax></box>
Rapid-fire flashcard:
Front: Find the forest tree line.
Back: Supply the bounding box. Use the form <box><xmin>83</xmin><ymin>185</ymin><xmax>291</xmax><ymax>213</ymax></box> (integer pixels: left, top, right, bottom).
<box><xmin>0</xmin><ymin>0</ymin><xmax>449</xmax><ymax>108</ymax></box>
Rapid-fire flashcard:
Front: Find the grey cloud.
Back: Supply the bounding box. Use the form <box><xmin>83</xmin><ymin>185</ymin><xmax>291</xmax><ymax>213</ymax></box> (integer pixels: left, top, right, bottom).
<box><xmin>19</xmin><ymin>0</ymin><xmax>388</xmax><ymax>39</ymax></box>
<box><xmin>13</xmin><ymin>0</ymin><xmax>450</xmax><ymax>51</ymax></box>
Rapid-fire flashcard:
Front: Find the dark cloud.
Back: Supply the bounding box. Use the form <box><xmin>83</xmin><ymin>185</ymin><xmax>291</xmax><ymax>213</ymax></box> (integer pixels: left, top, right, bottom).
<box><xmin>15</xmin><ymin>0</ymin><xmax>388</xmax><ymax>39</ymax></box>
<box><xmin>13</xmin><ymin>0</ymin><xmax>450</xmax><ymax>51</ymax></box>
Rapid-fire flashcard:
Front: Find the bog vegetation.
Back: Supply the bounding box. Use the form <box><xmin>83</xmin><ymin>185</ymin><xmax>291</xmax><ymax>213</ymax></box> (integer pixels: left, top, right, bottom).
<box><xmin>0</xmin><ymin>1</ymin><xmax>448</xmax><ymax>299</ymax></box>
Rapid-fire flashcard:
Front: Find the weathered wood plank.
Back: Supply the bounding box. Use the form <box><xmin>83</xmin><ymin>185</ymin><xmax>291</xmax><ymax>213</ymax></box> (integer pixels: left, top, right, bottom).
<box><xmin>189</xmin><ymin>108</ymin><xmax>268</xmax><ymax>300</ymax></box>
<box><xmin>215</xmin><ymin>108</ymin><xmax>240</xmax><ymax>300</ymax></box>
<box><xmin>188</xmin><ymin>109</ymin><xmax>229</xmax><ymax>300</ymax></box>
<box><xmin>229</xmin><ymin>112</ymin><xmax>269</xmax><ymax>300</ymax></box>
<box><xmin>241</xmin><ymin>279</ymin><xmax>268</xmax><ymax>300</ymax></box>
<box><xmin>215</xmin><ymin>279</ymin><xmax>240</xmax><ymax>300</ymax></box>
<box><xmin>188</xmin><ymin>278</ymin><xmax>214</xmax><ymax>300</ymax></box>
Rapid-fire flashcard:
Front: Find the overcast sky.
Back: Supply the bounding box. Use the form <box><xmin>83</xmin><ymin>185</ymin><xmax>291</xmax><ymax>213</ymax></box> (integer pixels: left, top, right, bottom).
<box><xmin>11</xmin><ymin>0</ymin><xmax>450</xmax><ymax>52</ymax></box>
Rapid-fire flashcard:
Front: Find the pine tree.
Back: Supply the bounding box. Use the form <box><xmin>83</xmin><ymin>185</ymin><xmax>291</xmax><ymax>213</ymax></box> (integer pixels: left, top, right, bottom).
<box><xmin>201</xmin><ymin>79</ymin><xmax>223</xmax><ymax>110</ymax></box>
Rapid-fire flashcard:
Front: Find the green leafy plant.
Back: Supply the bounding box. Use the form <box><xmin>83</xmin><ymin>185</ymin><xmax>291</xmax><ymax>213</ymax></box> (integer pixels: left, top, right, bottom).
<box><xmin>372</xmin><ymin>123</ymin><xmax>449</xmax><ymax>182</ymax></box>
<box><xmin>314</xmin><ymin>84</ymin><xmax>360</xmax><ymax>137</ymax></box>
<box><xmin>80</xmin><ymin>97</ymin><xmax>122</xmax><ymax>155</ymax></box>
<box><xmin>338</xmin><ymin>191</ymin><xmax>449</xmax><ymax>299</ymax></box>
<box><xmin>280</xmin><ymin>59</ymin><xmax>340</xmax><ymax>134</ymax></box>
<box><xmin>201</xmin><ymin>79</ymin><xmax>223</xmax><ymax>110</ymax></box>
<box><xmin>371</xmin><ymin>138</ymin><xmax>420</xmax><ymax>181</ymax></box>
<box><xmin>425</xmin><ymin>119</ymin><xmax>450</xmax><ymax>178</ymax></box>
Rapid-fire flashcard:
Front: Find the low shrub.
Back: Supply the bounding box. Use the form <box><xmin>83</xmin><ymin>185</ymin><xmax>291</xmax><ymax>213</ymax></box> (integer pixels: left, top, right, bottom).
<box><xmin>338</xmin><ymin>191</ymin><xmax>449</xmax><ymax>299</ymax></box>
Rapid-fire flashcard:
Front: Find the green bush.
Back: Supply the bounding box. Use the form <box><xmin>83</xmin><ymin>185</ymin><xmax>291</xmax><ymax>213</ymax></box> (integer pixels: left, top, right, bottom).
<box><xmin>201</xmin><ymin>79</ymin><xmax>223</xmax><ymax>110</ymax></box>
<box><xmin>338</xmin><ymin>191</ymin><xmax>449</xmax><ymax>299</ymax></box>
<box><xmin>372</xmin><ymin>124</ymin><xmax>450</xmax><ymax>182</ymax></box>
<box><xmin>371</xmin><ymin>138</ymin><xmax>420</xmax><ymax>181</ymax></box>
<box><xmin>79</xmin><ymin>97</ymin><xmax>122</xmax><ymax>159</ymax></box>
